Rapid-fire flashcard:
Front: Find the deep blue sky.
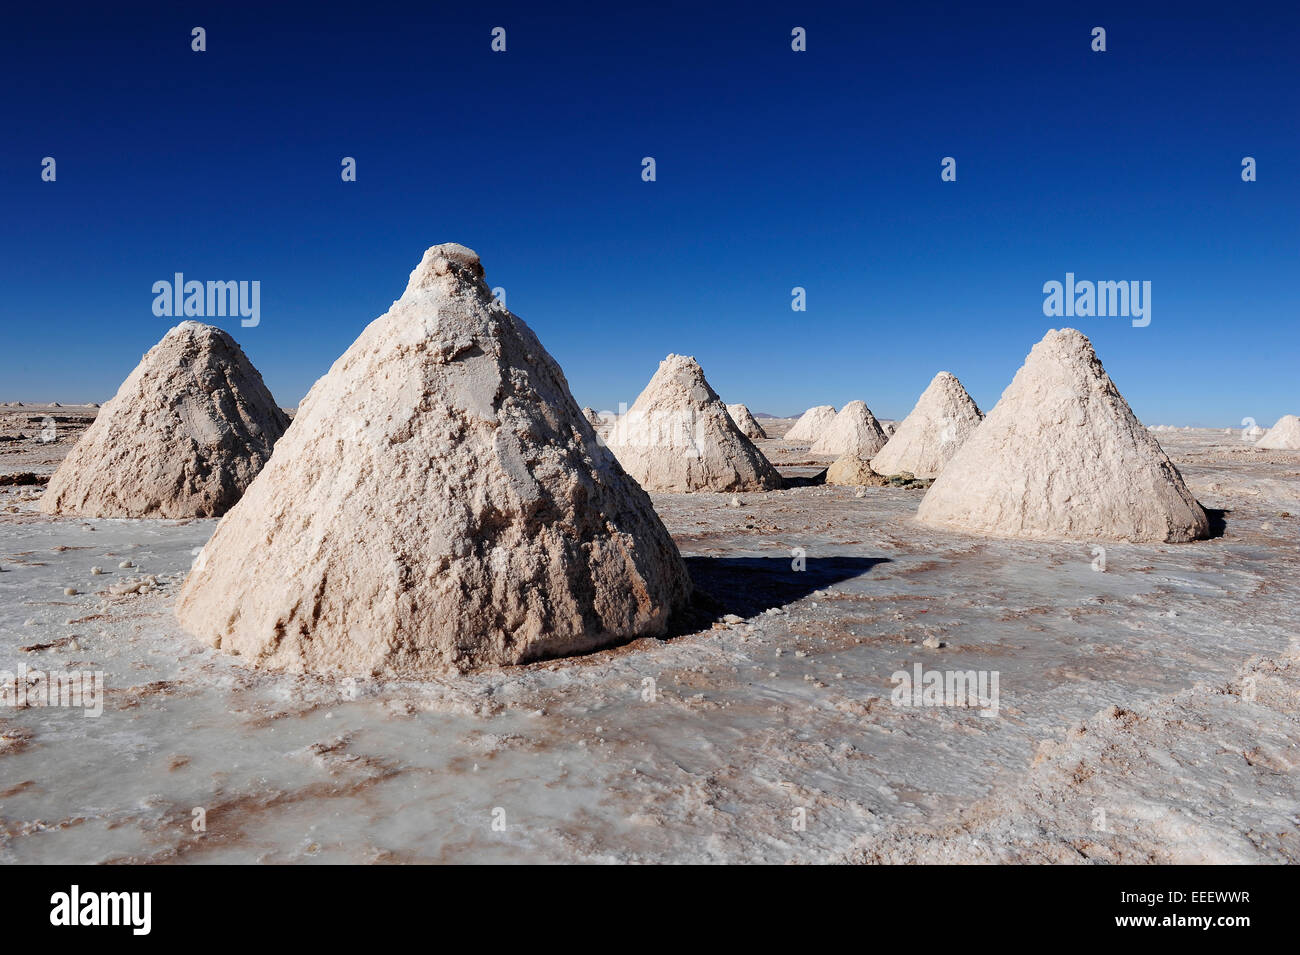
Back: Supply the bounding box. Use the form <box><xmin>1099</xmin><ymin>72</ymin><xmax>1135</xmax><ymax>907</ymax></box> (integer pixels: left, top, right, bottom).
<box><xmin>2</xmin><ymin>1</ymin><xmax>1296</xmax><ymax>425</ymax></box>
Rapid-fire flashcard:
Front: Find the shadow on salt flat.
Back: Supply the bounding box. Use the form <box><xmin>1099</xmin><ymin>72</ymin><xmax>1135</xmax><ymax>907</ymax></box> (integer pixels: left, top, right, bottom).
<box><xmin>682</xmin><ymin>554</ymin><xmax>891</xmax><ymax>621</ymax></box>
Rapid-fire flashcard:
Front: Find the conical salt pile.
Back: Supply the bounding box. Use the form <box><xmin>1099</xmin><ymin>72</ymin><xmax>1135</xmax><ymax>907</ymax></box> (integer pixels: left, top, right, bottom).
<box><xmin>726</xmin><ymin>403</ymin><xmax>768</xmax><ymax>440</ymax></box>
<box><xmin>917</xmin><ymin>329</ymin><xmax>1209</xmax><ymax>542</ymax></box>
<box><xmin>871</xmin><ymin>372</ymin><xmax>983</xmax><ymax>478</ymax></box>
<box><xmin>607</xmin><ymin>356</ymin><xmax>781</xmax><ymax>492</ymax></box>
<box><xmin>581</xmin><ymin>406</ymin><xmax>603</xmax><ymax>428</ymax></box>
<box><xmin>810</xmin><ymin>400</ymin><xmax>888</xmax><ymax>457</ymax></box>
<box><xmin>176</xmin><ymin>244</ymin><xmax>692</xmax><ymax>675</ymax></box>
<box><xmin>784</xmin><ymin>405</ymin><xmax>836</xmax><ymax>442</ymax></box>
<box><xmin>39</xmin><ymin>322</ymin><xmax>288</xmax><ymax>518</ymax></box>
<box><xmin>1257</xmin><ymin>415</ymin><xmax>1300</xmax><ymax>449</ymax></box>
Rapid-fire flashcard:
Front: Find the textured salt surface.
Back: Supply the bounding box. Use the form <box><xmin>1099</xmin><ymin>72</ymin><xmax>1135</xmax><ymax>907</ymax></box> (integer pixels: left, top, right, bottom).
<box><xmin>3</xmin><ymin>428</ymin><xmax>1297</xmax><ymax>863</ymax></box>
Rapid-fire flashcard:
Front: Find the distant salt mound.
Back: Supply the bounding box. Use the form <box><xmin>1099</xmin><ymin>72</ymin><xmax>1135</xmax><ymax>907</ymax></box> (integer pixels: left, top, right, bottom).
<box><xmin>810</xmin><ymin>400</ymin><xmax>888</xmax><ymax>457</ymax></box>
<box><xmin>40</xmin><ymin>322</ymin><xmax>288</xmax><ymax>519</ymax></box>
<box><xmin>177</xmin><ymin>244</ymin><xmax>692</xmax><ymax>676</ymax></box>
<box><xmin>872</xmin><ymin>372</ymin><xmax>982</xmax><ymax>479</ymax></box>
<box><xmin>917</xmin><ymin>329</ymin><xmax>1209</xmax><ymax>542</ymax></box>
<box><xmin>1257</xmin><ymin>414</ymin><xmax>1300</xmax><ymax>450</ymax></box>
<box><xmin>607</xmin><ymin>355</ymin><xmax>781</xmax><ymax>492</ymax></box>
<box><xmin>784</xmin><ymin>405</ymin><xmax>836</xmax><ymax>442</ymax></box>
<box><xmin>581</xmin><ymin>406</ymin><xmax>602</xmax><ymax>428</ymax></box>
<box><xmin>726</xmin><ymin>403</ymin><xmax>768</xmax><ymax>440</ymax></box>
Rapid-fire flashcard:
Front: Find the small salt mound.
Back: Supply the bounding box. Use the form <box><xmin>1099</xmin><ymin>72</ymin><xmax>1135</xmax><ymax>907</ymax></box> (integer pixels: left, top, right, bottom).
<box><xmin>826</xmin><ymin>455</ymin><xmax>888</xmax><ymax>487</ymax></box>
<box><xmin>810</xmin><ymin>400</ymin><xmax>888</xmax><ymax>457</ymax></box>
<box><xmin>871</xmin><ymin>372</ymin><xmax>983</xmax><ymax>479</ymax></box>
<box><xmin>1257</xmin><ymin>414</ymin><xmax>1300</xmax><ymax>450</ymax></box>
<box><xmin>40</xmin><ymin>322</ymin><xmax>288</xmax><ymax>518</ymax></box>
<box><xmin>917</xmin><ymin>328</ymin><xmax>1209</xmax><ymax>542</ymax></box>
<box><xmin>177</xmin><ymin>244</ymin><xmax>693</xmax><ymax>676</ymax></box>
<box><xmin>726</xmin><ymin>403</ymin><xmax>768</xmax><ymax>440</ymax></box>
<box><xmin>784</xmin><ymin>405</ymin><xmax>836</xmax><ymax>442</ymax></box>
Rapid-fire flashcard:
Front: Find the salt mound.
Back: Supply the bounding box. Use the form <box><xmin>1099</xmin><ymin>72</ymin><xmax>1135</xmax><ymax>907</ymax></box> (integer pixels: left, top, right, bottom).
<box><xmin>726</xmin><ymin>403</ymin><xmax>768</xmax><ymax>440</ymax></box>
<box><xmin>607</xmin><ymin>355</ymin><xmax>782</xmax><ymax>492</ymax></box>
<box><xmin>581</xmin><ymin>406</ymin><xmax>602</xmax><ymax>428</ymax></box>
<box><xmin>1257</xmin><ymin>415</ymin><xmax>1300</xmax><ymax>450</ymax></box>
<box><xmin>40</xmin><ymin>322</ymin><xmax>288</xmax><ymax>518</ymax></box>
<box><xmin>810</xmin><ymin>400</ymin><xmax>888</xmax><ymax>457</ymax></box>
<box><xmin>826</xmin><ymin>455</ymin><xmax>888</xmax><ymax>487</ymax></box>
<box><xmin>176</xmin><ymin>244</ymin><xmax>693</xmax><ymax>675</ymax></box>
<box><xmin>871</xmin><ymin>372</ymin><xmax>983</xmax><ymax>478</ymax></box>
<box><xmin>784</xmin><ymin>405</ymin><xmax>836</xmax><ymax>442</ymax></box>
<box><xmin>917</xmin><ymin>329</ymin><xmax>1209</xmax><ymax>542</ymax></box>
